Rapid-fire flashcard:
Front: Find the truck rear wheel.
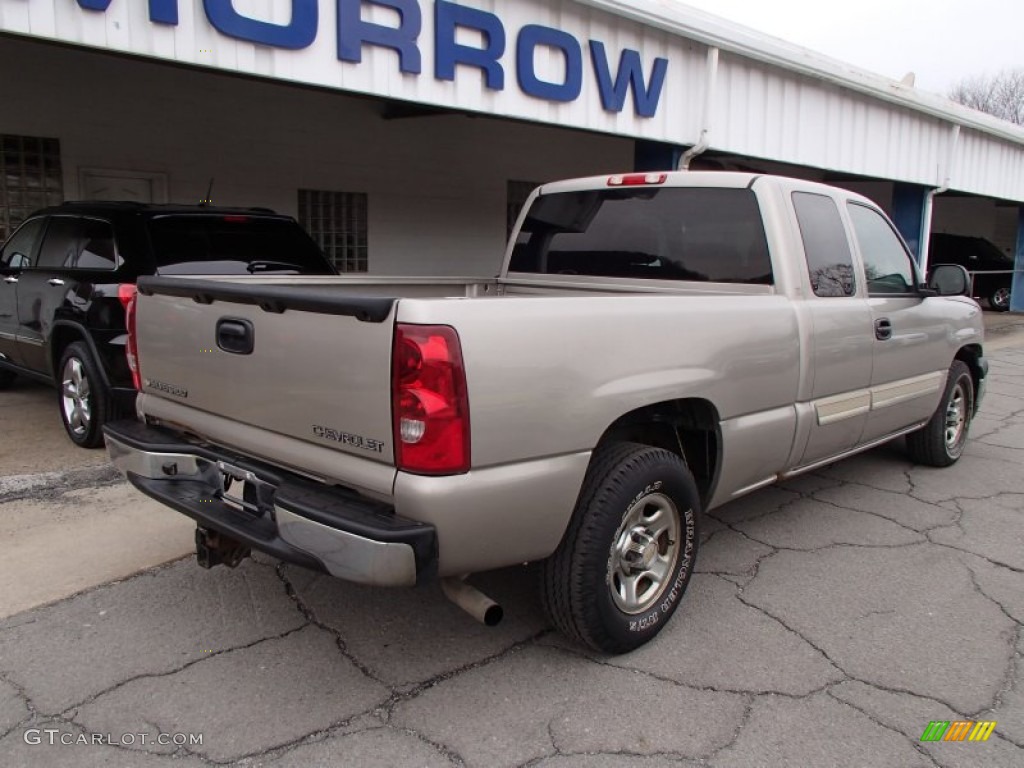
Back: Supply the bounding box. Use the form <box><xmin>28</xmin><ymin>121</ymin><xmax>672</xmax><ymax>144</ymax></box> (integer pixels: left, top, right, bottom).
<box><xmin>905</xmin><ymin>360</ymin><xmax>974</xmax><ymax>467</ymax></box>
<box><xmin>540</xmin><ymin>442</ymin><xmax>700</xmax><ymax>654</ymax></box>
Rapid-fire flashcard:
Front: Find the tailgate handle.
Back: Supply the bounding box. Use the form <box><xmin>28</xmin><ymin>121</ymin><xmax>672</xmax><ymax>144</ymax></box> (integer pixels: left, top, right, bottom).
<box><xmin>216</xmin><ymin>318</ymin><xmax>254</xmax><ymax>355</ymax></box>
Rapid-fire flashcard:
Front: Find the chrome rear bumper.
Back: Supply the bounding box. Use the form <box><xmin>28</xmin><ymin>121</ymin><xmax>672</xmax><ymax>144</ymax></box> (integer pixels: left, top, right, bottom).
<box><xmin>104</xmin><ymin>421</ymin><xmax>436</xmax><ymax>587</ymax></box>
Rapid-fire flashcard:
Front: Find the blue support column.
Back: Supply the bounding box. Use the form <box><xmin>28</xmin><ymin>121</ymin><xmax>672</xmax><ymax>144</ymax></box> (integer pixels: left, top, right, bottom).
<box><xmin>634</xmin><ymin>140</ymin><xmax>682</xmax><ymax>172</ymax></box>
<box><xmin>1011</xmin><ymin>208</ymin><xmax>1024</xmax><ymax>313</ymax></box>
<box><xmin>892</xmin><ymin>183</ymin><xmax>928</xmax><ymax>263</ymax></box>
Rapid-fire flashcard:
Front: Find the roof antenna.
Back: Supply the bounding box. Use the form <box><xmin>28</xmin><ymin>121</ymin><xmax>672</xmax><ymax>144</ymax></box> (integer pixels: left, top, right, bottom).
<box><xmin>199</xmin><ymin>178</ymin><xmax>214</xmax><ymax>206</ymax></box>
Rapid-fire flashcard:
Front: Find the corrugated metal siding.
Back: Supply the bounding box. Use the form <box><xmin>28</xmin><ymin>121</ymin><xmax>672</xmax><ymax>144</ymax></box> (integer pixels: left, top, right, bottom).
<box><xmin>714</xmin><ymin>54</ymin><xmax>952</xmax><ymax>187</ymax></box>
<box><xmin>955</xmin><ymin>129</ymin><xmax>1024</xmax><ymax>202</ymax></box>
<box><xmin>3</xmin><ymin>0</ymin><xmax>1024</xmax><ymax>201</ymax></box>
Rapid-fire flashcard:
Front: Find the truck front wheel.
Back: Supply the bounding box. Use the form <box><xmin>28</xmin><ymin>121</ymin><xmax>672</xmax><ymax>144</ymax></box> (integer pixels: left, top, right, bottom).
<box><xmin>905</xmin><ymin>360</ymin><xmax>974</xmax><ymax>467</ymax></box>
<box><xmin>540</xmin><ymin>442</ymin><xmax>700</xmax><ymax>654</ymax></box>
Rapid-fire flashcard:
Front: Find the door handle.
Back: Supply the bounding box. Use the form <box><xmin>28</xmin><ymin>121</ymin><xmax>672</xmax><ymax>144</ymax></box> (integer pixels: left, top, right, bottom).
<box><xmin>875</xmin><ymin>318</ymin><xmax>893</xmax><ymax>341</ymax></box>
<box><xmin>216</xmin><ymin>318</ymin><xmax>254</xmax><ymax>355</ymax></box>
<box><xmin>3</xmin><ymin>276</ymin><xmax>16</xmax><ymax>284</ymax></box>
<box><xmin>48</xmin><ymin>278</ymin><xmax>65</xmax><ymax>287</ymax></box>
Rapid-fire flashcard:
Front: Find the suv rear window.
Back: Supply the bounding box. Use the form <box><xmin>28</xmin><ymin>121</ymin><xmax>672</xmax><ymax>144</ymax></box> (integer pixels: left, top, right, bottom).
<box><xmin>509</xmin><ymin>187</ymin><xmax>773</xmax><ymax>284</ymax></box>
<box><xmin>147</xmin><ymin>215</ymin><xmax>334</xmax><ymax>275</ymax></box>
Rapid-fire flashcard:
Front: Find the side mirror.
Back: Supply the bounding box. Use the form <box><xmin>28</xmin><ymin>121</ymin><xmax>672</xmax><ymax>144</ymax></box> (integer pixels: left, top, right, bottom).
<box><xmin>927</xmin><ymin>264</ymin><xmax>971</xmax><ymax>297</ymax></box>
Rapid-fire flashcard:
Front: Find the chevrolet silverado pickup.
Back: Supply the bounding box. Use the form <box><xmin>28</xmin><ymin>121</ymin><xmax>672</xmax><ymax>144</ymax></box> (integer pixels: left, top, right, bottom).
<box><xmin>104</xmin><ymin>172</ymin><xmax>986</xmax><ymax>653</ymax></box>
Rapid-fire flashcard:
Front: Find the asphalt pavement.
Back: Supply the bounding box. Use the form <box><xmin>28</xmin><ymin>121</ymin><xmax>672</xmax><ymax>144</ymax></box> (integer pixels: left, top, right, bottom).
<box><xmin>1</xmin><ymin>328</ymin><xmax>1023</xmax><ymax>767</ymax></box>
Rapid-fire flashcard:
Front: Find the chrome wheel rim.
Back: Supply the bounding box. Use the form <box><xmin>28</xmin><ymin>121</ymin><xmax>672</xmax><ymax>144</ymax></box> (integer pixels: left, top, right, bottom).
<box><xmin>944</xmin><ymin>380</ymin><xmax>969</xmax><ymax>455</ymax></box>
<box><xmin>992</xmin><ymin>287</ymin><xmax>1010</xmax><ymax>310</ymax></box>
<box><xmin>608</xmin><ymin>492</ymin><xmax>681</xmax><ymax>615</ymax></box>
<box><xmin>61</xmin><ymin>357</ymin><xmax>91</xmax><ymax>437</ymax></box>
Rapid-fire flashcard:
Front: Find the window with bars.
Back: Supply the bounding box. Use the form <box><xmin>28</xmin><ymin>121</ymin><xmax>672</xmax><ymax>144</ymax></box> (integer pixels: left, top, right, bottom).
<box><xmin>1</xmin><ymin>135</ymin><xmax>64</xmax><ymax>244</ymax></box>
<box><xmin>507</xmin><ymin>181</ymin><xmax>540</xmax><ymax>239</ymax></box>
<box><xmin>298</xmin><ymin>189</ymin><xmax>368</xmax><ymax>273</ymax></box>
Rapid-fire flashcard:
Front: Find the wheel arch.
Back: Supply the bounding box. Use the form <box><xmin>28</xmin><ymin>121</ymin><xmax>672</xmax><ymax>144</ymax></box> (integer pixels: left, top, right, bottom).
<box><xmin>595</xmin><ymin>398</ymin><xmax>721</xmax><ymax>507</ymax></box>
<box><xmin>954</xmin><ymin>344</ymin><xmax>985</xmax><ymax>414</ymax></box>
<box><xmin>49</xmin><ymin>321</ymin><xmax>113</xmax><ymax>389</ymax></box>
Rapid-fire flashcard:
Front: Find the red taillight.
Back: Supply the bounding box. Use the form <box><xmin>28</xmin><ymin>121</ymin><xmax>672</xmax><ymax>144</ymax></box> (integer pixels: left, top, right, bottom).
<box><xmin>391</xmin><ymin>324</ymin><xmax>470</xmax><ymax>475</ymax></box>
<box><xmin>223</xmin><ymin>216</ymin><xmax>248</xmax><ymax>223</ymax></box>
<box><xmin>118</xmin><ymin>284</ymin><xmax>141</xmax><ymax>390</ymax></box>
<box><xmin>607</xmin><ymin>173</ymin><xmax>668</xmax><ymax>186</ymax></box>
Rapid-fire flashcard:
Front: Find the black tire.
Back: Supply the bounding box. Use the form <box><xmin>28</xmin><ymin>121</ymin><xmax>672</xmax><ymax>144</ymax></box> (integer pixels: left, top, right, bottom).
<box><xmin>57</xmin><ymin>341</ymin><xmax>126</xmax><ymax>448</ymax></box>
<box><xmin>905</xmin><ymin>360</ymin><xmax>974</xmax><ymax>467</ymax></box>
<box><xmin>0</xmin><ymin>368</ymin><xmax>16</xmax><ymax>389</ymax></box>
<box><xmin>540</xmin><ymin>442</ymin><xmax>700</xmax><ymax>654</ymax></box>
<box><xmin>989</xmin><ymin>286</ymin><xmax>1011</xmax><ymax>312</ymax></box>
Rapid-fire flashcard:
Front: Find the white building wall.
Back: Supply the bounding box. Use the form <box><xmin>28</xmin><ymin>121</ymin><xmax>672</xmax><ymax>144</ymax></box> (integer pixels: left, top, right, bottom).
<box><xmin>714</xmin><ymin>54</ymin><xmax>951</xmax><ymax>189</ymax></box>
<box><xmin>0</xmin><ymin>35</ymin><xmax>633</xmax><ymax>275</ymax></box>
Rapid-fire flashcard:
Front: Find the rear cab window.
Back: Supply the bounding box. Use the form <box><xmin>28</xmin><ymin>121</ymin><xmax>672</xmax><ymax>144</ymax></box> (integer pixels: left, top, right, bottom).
<box><xmin>510</xmin><ymin>187</ymin><xmax>773</xmax><ymax>285</ymax></box>
<box><xmin>792</xmin><ymin>192</ymin><xmax>856</xmax><ymax>297</ymax></box>
<box><xmin>147</xmin><ymin>215</ymin><xmax>335</xmax><ymax>275</ymax></box>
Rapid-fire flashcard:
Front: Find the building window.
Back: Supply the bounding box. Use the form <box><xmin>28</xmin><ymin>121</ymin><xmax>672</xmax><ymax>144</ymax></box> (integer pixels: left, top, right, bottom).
<box><xmin>1</xmin><ymin>135</ymin><xmax>63</xmax><ymax>244</ymax></box>
<box><xmin>507</xmin><ymin>181</ymin><xmax>540</xmax><ymax>238</ymax></box>
<box><xmin>298</xmin><ymin>189</ymin><xmax>368</xmax><ymax>273</ymax></box>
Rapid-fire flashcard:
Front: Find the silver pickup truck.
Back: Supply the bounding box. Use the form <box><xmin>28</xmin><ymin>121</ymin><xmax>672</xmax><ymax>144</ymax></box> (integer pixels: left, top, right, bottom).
<box><xmin>105</xmin><ymin>172</ymin><xmax>986</xmax><ymax>653</ymax></box>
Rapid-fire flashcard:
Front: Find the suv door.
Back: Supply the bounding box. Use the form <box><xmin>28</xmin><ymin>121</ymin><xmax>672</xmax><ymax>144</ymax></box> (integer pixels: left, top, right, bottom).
<box><xmin>790</xmin><ymin>192</ymin><xmax>874</xmax><ymax>467</ymax></box>
<box><xmin>848</xmin><ymin>203</ymin><xmax>951</xmax><ymax>443</ymax></box>
<box><xmin>15</xmin><ymin>216</ymin><xmax>82</xmax><ymax>374</ymax></box>
<box><xmin>0</xmin><ymin>217</ymin><xmax>47</xmax><ymax>367</ymax></box>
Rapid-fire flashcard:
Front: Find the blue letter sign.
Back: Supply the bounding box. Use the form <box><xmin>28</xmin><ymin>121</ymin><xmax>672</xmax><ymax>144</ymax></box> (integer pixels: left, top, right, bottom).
<box><xmin>72</xmin><ymin>0</ymin><xmax>670</xmax><ymax>118</ymax></box>
<box><xmin>589</xmin><ymin>41</ymin><xmax>668</xmax><ymax>118</ymax></box>
<box><xmin>434</xmin><ymin>0</ymin><xmax>505</xmax><ymax>91</ymax></box>
<box><xmin>76</xmin><ymin>0</ymin><xmax>178</xmax><ymax>25</ymax></box>
<box><xmin>203</xmin><ymin>0</ymin><xmax>318</xmax><ymax>50</ymax></box>
<box><xmin>516</xmin><ymin>25</ymin><xmax>583</xmax><ymax>103</ymax></box>
<box><xmin>337</xmin><ymin>0</ymin><xmax>422</xmax><ymax>74</ymax></box>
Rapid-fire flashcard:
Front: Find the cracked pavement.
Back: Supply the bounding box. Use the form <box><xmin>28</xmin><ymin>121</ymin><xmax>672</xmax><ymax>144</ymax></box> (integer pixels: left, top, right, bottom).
<box><xmin>1</xmin><ymin>344</ymin><xmax>1024</xmax><ymax>766</ymax></box>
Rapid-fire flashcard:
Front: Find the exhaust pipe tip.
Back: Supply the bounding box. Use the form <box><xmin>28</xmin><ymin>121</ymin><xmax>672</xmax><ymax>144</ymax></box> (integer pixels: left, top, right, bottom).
<box><xmin>482</xmin><ymin>603</ymin><xmax>503</xmax><ymax>627</ymax></box>
<box><xmin>442</xmin><ymin>576</ymin><xmax>503</xmax><ymax>627</ymax></box>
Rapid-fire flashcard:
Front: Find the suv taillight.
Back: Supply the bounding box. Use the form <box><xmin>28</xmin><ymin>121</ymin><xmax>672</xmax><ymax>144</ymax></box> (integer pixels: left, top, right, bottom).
<box><xmin>391</xmin><ymin>324</ymin><xmax>470</xmax><ymax>475</ymax></box>
<box><xmin>118</xmin><ymin>284</ymin><xmax>141</xmax><ymax>390</ymax></box>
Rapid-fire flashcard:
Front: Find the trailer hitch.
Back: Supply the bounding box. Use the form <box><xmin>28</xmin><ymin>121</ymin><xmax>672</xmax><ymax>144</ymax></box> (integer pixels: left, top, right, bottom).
<box><xmin>195</xmin><ymin>527</ymin><xmax>250</xmax><ymax>569</ymax></box>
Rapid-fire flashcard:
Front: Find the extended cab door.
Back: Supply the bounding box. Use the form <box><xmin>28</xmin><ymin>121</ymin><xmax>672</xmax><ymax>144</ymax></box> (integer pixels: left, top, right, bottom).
<box><xmin>790</xmin><ymin>192</ymin><xmax>874</xmax><ymax>466</ymax></box>
<box><xmin>0</xmin><ymin>217</ymin><xmax>46</xmax><ymax>367</ymax></box>
<box><xmin>847</xmin><ymin>203</ymin><xmax>950</xmax><ymax>443</ymax></box>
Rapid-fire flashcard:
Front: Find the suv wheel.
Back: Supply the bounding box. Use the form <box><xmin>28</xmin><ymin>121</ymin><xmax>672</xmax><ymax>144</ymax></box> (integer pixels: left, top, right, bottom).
<box><xmin>58</xmin><ymin>342</ymin><xmax>115</xmax><ymax>448</ymax></box>
<box><xmin>0</xmin><ymin>369</ymin><xmax>16</xmax><ymax>389</ymax></box>
<box><xmin>989</xmin><ymin>286</ymin><xmax>1011</xmax><ymax>312</ymax></box>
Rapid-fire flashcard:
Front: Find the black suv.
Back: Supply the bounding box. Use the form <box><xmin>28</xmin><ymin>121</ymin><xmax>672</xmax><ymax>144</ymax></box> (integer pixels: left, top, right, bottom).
<box><xmin>0</xmin><ymin>203</ymin><xmax>336</xmax><ymax>447</ymax></box>
<box><xmin>929</xmin><ymin>233</ymin><xmax>1015</xmax><ymax>312</ymax></box>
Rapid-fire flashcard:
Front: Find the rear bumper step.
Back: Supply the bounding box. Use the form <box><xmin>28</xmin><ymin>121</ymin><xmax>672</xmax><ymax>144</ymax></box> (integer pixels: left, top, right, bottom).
<box><xmin>103</xmin><ymin>419</ymin><xmax>436</xmax><ymax>586</ymax></box>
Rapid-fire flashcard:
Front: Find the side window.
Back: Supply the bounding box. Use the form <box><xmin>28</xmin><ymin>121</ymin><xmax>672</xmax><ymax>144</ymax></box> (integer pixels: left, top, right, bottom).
<box><xmin>792</xmin><ymin>192</ymin><xmax>855</xmax><ymax>297</ymax></box>
<box><xmin>37</xmin><ymin>218</ymin><xmax>81</xmax><ymax>272</ymax></box>
<box><xmin>75</xmin><ymin>219</ymin><xmax>117</xmax><ymax>270</ymax></box>
<box><xmin>0</xmin><ymin>217</ymin><xmax>46</xmax><ymax>269</ymax></box>
<box><xmin>847</xmin><ymin>204</ymin><xmax>918</xmax><ymax>294</ymax></box>
<box><xmin>36</xmin><ymin>217</ymin><xmax>81</xmax><ymax>269</ymax></box>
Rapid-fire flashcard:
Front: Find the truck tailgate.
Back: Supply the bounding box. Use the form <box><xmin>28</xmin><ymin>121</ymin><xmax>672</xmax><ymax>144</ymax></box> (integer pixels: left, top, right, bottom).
<box><xmin>134</xmin><ymin>276</ymin><xmax>397</xmax><ymax>465</ymax></box>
